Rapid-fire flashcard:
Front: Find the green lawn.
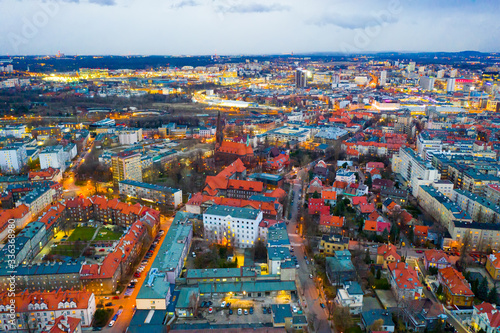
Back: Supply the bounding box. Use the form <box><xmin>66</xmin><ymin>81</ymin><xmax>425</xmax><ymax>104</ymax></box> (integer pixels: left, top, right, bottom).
<box><xmin>94</xmin><ymin>229</ymin><xmax>122</xmax><ymax>241</ymax></box>
<box><xmin>50</xmin><ymin>244</ymin><xmax>82</xmax><ymax>258</ymax></box>
<box><xmin>66</xmin><ymin>227</ymin><xmax>97</xmax><ymax>242</ymax></box>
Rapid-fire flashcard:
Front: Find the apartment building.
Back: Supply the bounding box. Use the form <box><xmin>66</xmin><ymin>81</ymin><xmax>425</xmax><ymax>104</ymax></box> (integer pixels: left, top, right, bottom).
<box><xmin>417</xmin><ymin>185</ymin><xmax>472</xmax><ymax>230</ymax></box>
<box><xmin>485</xmin><ymin>184</ymin><xmax>500</xmax><ymax>206</ymax></box>
<box><xmin>119</xmin><ymin>179</ymin><xmax>182</xmax><ymax>208</ymax></box>
<box><xmin>117</xmin><ymin>128</ymin><xmax>143</xmax><ymax>145</ymax></box>
<box><xmin>438</xmin><ymin>267</ymin><xmax>474</xmax><ymax>307</ymax></box>
<box><xmin>392</xmin><ymin>147</ymin><xmax>441</xmax><ymax>197</ymax></box>
<box><xmin>203</xmin><ymin>204</ymin><xmax>263</xmax><ymax>248</ymax></box>
<box><xmin>111</xmin><ymin>151</ymin><xmax>142</xmax><ymax>186</ymax></box>
<box><xmin>0</xmin><ymin>289</ymin><xmax>96</xmax><ymax>332</ymax></box>
<box><xmin>452</xmin><ymin>189</ymin><xmax>500</xmax><ymax>224</ymax></box>
<box><xmin>0</xmin><ymin>144</ymin><xmax>27</xmax><ymax>173</ymax></box>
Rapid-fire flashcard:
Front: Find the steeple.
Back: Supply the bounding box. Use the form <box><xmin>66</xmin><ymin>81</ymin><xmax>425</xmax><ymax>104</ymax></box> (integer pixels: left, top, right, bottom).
<box><xmin>215</xmin><ymin>111</ymin><xmax>224</xmax><ymax>148</ymax></box>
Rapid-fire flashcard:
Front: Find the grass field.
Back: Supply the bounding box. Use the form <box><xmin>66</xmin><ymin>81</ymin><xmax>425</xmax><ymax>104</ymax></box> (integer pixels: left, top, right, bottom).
<box><xmin>50</xmin><ymin>244</ymin><xmax>81</xmax><ymax>258</ymax></box>
<box><xmin>66</xmin><ymin>227</ymin><xmax>97</xmax><ymax>242</ymax></box>
<box><xmin>94</xmin><ymin>229</ymin><xmax>122</xmax><ymax>241</ymax></box>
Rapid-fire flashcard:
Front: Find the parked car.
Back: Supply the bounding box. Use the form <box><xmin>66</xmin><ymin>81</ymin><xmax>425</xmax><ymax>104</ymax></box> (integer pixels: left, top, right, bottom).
<box><xmin>249</xmin><ymin>307</ymin><xmax>254</xmax><ymax>314</ymax></box>
<box><xmin>309</xmin><ymin>274</ymin><xmax>313</xmax><ymax>279</ymax></box>
<box><xmin>108</xmin><ymin>320</ymin><xmax>115</xmax><ymax>327</ymax></box>
<box><xmin>221</xmin><ymin>301</ymin><xmax>226</xmax><ymax>308</ymax></box>
<box><xmin>226</xmin><ymin>302</ymin><xmax>231</xmax><ymax>308</ymax></box>
<box><xmin>244</xmin><ymin>309</ymin><xmax>249</xmax><ymax>315</ymax></box>
<box><xmin>238</xmin><ymin>308</ymin><xmax>242</xmax><ymax>316</ymax></box>
<box><xmin>229</xmin><ymin>309</ymin><xmax>233</xmax><ymax>315</ymax></box>
<box><xmin>320</xmin><ymin>303</ymin><xmax>326</xmax><ymax>308</ymax></box>
<box><xmin>208</xmin><ymin>307</ymin><xmax>214</xmax><ymax>314</ymax></box>
<box><xmin>201</xmin><ymin>301</ymin><xmax>206</xmax><ymax>308</ymax></box>
<box><xmin>267</xmin><ymin>308</ymin><xmax>272</xmax><ymax>314</ymax></box>
<box><xmin>292</xmin><ymin>306</ymin><xmax>297</xmax><ymax>313</ymax></box>
<box><xmin>112</xmin><ymin>296</ymin><xmax>119</xmax><ymax>300</ymax></box>
<box><xmin>262</xmin><ymin>307</ymin><xmax>267</xmax><ymax>314</ymax></box>
<box><xmin>207</xmin><ymin>301</ymin><xmax>213</xmax><ymax>306</ymax></box>
<box><xmin>105</xmin><ymin>302</ymin><xmax>113</xmax><ymax>307</ymax></box>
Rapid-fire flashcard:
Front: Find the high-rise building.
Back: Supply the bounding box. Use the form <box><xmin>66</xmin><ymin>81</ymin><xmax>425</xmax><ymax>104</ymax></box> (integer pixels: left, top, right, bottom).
<box><xmin>295</xmin><ymin>68</ymin><xmax>307</xmax><ymax>88</ymax></box>
<box><xmin>111</xmin><ymin>152</ymin><xmax>142</xmax><ymax>186</ymax></box>
<box><xmin>407</xmin><ymin>62</ymin><xmax>416</xmax><ymax>72</ymax></box>
<box><xmin>450</xmin><ymin>69</ymin><xmax>458</xmax><ymax>78</ymax></box>
<box><xmin>419</xmin><ymin>76</ymin><xmax>435</xmax><ymax>91</ymax></box>
<box><xmin>446</xmin><ymin>78</ymin><xmax>456</xmax><ymax>92</ymax></box>
<box><xmin>0</xmin><ymin>144</ymin><xmax>27</xmax><ymax>174</ymax></box>
<box><xmin>380</xmin><ymin>70</ymin><xmax>387</xmax><ymax>86</ymax></box>
<box><xmin>437</xmin><ymin>70</ymin><xmax>445</xmax><ymax>79</ymax></box>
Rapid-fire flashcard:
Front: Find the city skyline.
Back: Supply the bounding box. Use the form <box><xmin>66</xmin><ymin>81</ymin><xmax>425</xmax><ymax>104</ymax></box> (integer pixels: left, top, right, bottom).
<box><xmin>1</xmin><ymin>0</ymin><xmax>500</xmax><ymax>55</ymax></box>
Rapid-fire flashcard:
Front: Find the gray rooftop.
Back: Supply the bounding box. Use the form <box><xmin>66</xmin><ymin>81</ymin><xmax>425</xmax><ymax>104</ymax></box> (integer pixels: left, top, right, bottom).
<box><xmin>204</xmin><ymin>205</ymin><xmax>261</xmax><ymax>220</ymax></box>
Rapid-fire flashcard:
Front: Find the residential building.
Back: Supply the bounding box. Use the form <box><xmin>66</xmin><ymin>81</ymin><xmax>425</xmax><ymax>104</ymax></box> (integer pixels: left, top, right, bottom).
<box><xmin>452</xmin><ymin>189</ymin><xmax>500</xmax><ymax>224</ymax></box>
<box><xmin>267</xmin><ymin>246</ymin><xmax>292</xmax><ymax>275</ymax></box>
<box><xmin>335</xmin><ymin>169</ymin><xmax>356</xmax><ymax>184</ymax></box>
<box><xmin>119</xmin><ymin>179</ymin><xmax>182</xmax><ymax>208</ymax></box>
<box><xmin>334</xmin><ymin>281</ymin><xmax>364</xmax><ymax>314</ymax></box>
<box><xmin>0</xmin><ymin>289</ymin><xmax>96</xmax><ymax>331</ymax></box>
<box><xmin>486</xmin><ymin>254</ymin><xmax>500</xmax><ymax>281</ymax></box>
<box><xmin>404</xmin><ymin>299</ymin><xmax>447</xmax><ymax>333</ymax></box>
<box><xmin>376</xmin><ymin>244</ymin><xmax>401</xmax><ymax>269</ymax></box>
<box><xmin>361</xmin><ymin>309</ymin><xmax>395</xmax><ymax>332</ymax></box>
<box><xmin>117</xmin><ymin>128</ymin><xmax>143</xmax><ymax>145</ymax></box>
<box><xmin>326</xmin><ymin>250</ymin><xmax>355</xmax><ymax>285</ymax></box>
<box><xmin>203</xmin><ymin>204</ymin><xmax>263</xmax><ymax>248</ymax></box>
<box><xmin>40</xmin><ymin>145</ymin><xmax>67</xmax><ymax>171</ymax></box>
<box><xmin>485</xmin><ymin>184</ymin><xmax>500</xmax><ymax>206</ymax></box>
<box><xmin>111</xmin><ymin>151</ymin><xmax>142</xmax><ymax>186</ymax></box>
<box><xmin>271</xmin><ymin>304</ymin><xmax>293</xmax><ymax>330</ymax></box>
<box><xmin>0</xmin><ymin>144</ymin><xmax>27</xmax><ymax>173</ymax></box>
<box><xmin>438</xmin><ymin>267</ymin><xmax>474</xmax><ymax>307</ymax></box>
<box><xmin>175</xmin><ymin>287</ymin><xmax>199</xmax><ymax>317</ymax></box>
<box><xmin>387</xmin><ymin>262</ymin><xmax>423</xmax><ymax>300</ymax></box>
<box><xmin>0</xmin><ymin>124</ymin><xmax>27</xmax><ymax>138</ymax></box>
<box><xmin>471</xmin><ymin>302</ymin><xmax>500</xmax><ymax>333</ymax></box>
<box><xmin>319</xmin><ymin>215</ymin><xmax>344</xmax><ymax>234</ymax></box>
<box><xmin>319</xmin><ymin>234</ymin><xmax>349</xmax><ymax>256</ymax></box>
<box><xmin>424</xmin><ymin>250</ymin><xmax>451</xmax><ymax>270</ymax></box>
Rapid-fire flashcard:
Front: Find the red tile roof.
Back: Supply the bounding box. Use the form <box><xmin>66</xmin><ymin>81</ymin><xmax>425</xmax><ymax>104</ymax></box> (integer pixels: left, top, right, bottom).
<box><xmin>388</xmin><ymin>262</ymin><xmax>422</xmax><ymax>291</ymax></box>
<box><xmin>439</xmin><ymin>267</ymin><xmax>474</xmax><ymax>297</ymax></box>
<box><xmin>319</xmin><ymin>215</ymin><xmax>344</xmax><ymax>228</ymax></box>
<box><xmin>377</xmin><ymin>244</ymin><xmax>401</xmax><ymax>261</ymax></box>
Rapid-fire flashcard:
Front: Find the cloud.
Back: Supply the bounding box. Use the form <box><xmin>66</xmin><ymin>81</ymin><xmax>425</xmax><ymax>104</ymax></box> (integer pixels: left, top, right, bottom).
<box><xmin>88</xmin><ymin>0</ymin><xmax>116</xmax><ymax>5</ymax></box>
<box><xmin>308</xmin><ymin>13</ymin><xmax>398</xmax><ymax>29</ymax></box>
<box><xmin>170</xmin><ymin>0</ymin><xmax>199</xmax><ymax>9</ymax></box>
<box><xmin>216</xmin><ymin>2</ymin><xmax>290</xmax><ymax>14</ymax></box>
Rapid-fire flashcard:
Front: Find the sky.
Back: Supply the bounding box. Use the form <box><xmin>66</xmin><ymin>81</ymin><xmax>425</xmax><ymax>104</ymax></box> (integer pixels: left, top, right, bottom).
<box><xmin>1</xmin><ymin>0</ymin><xmax>499</xmax><ymax>55</ymax></box>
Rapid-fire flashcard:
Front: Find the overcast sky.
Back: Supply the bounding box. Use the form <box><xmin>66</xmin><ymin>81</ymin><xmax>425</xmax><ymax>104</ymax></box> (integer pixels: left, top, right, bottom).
<box><xmin>1</xmin><ymin>0</ymin><xmax>499</xmax><ymax>55</ymax></box>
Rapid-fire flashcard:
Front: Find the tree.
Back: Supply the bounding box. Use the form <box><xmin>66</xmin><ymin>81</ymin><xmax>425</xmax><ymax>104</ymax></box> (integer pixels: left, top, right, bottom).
<box><xmin>488</xmin><ymin>286</ymin><xmax>498</xmax><ymax>304</ymax></box>
<box><xmin>253</xmin><ymin>239</ymin><xmax>267</xmax><ymax>261</ymax></box>
<box><xmin>312</xmin><ymin>191</ymin><xmax>320</xmax><ymax>199</ymax></box>
<box><xmin>332</xmin><ymin>306</ymin><xmax>352</xmax><ymax>332</ymax></box>
<box><xmin>381</xmin><ymin>228</ymin><xmax>389</xmax><ymax>242</ymax></box>
<box><xmin>458</xmin><ymin>231</ymin><xmax>472</xmax><ymax>271</ymax></box>
<box><xmin>376</xmin><ymin>269</ymin><xmax>381</xmax><ymax>280</ymax></box>
<box><xmin>370</xmin><ymin>319</ymin><xmax>384</xmax><ymax>332</ymax></box>
<box><xmin>436</xmin><ymin>284</ymin><xmax>443</xmax><ymax>295</ymax></box>
<box><xmin>365</xmin><ymin>173</ymin><xmax>372</xmax><ymax>187</ymax></box>
<box><xmin>364</xmin><ymin>250</ymin><xmax>371</xmax><ymax>264</ymax></box>
<box><xmin>189</xmin><ymin>292</ymin><xmax>199</xmax><ymax>317</ymax></box>
<box><xmin>478</xmin><ymin>278</ymin><xmax>489</xmax><ymax>301</ymax></box>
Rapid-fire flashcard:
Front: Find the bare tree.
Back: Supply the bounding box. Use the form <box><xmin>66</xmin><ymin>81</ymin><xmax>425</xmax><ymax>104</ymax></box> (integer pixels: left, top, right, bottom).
<box><xmin>189</xmin><ymin>292</ymin><xmax>199</xmax><ymax>317</ymax></box>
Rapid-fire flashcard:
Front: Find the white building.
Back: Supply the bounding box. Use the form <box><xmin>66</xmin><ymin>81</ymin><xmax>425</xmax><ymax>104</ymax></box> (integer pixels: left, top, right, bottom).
<box><xmin>203</xmin><ymin>205</ymin><xmax>263</xmax><ymax>248</ymax></box>
<box><xmin>446</xmin><ymin>78</ymin><xmax>456</xmax><ymax>92</ymax></box>
<box><xmin>419</xmin><ymin>76</ymin><xmax>435</xmax><ymax>91</ymax></box>
<box><xmin>334</xmin><ymin>281</ymin><xmax>364</xmax><ymax>314</ymax></box>
<box><xmin>380</xmin><ymin>70</ymin><xmax>387</xmax><ymax>86</ymax></box>
<box><xmin>118</xmin><ymin>128</ymin><xmax>143</xmax><ymax>145</ymax></box>
<box><xmin>392</xmin><ymin>147</ymin><xmax>441</xmax><ymax>197</ymax></box>
<box><xmin>0</xmin><ymin>144</ymin><xmax>27</xmax><ymax>173</ymax></box>
<box><xmin>335</xmin><ymin>169</ymin><xmax>356</xmax><ymax>184</ymax></box>
<box><xmin>40</xmin><ymin>145</ymin><xmax>66</xmax><ymax>171</ymax></box>
<box><xmin>0</xmin><ymin>124</ymin><xmax>27</xmax><ymax>138</ymax></box>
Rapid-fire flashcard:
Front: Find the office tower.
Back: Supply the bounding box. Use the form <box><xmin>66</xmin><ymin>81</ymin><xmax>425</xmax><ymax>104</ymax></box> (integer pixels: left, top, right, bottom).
<box><xmin>437</xmin><ymin>70</ymin><xmax>445</xmax><ymax>79</ymax></box>
<box><xmin>331</xmin><ymin>73</ymin><xmax>340</xmax><ymax>88</ymax></box>
<box><xmin>380</xmin><ymin>70</ymin><xmax>387</xmax><ymax>86</ymax></box>
<box><xmin>295</xmin><ymin>68</ymin><xmax>307</xmax><ymax>88</ymax></box>
<box><xmin>111</xmin><ymin>152</ymin><xmax>142</xmax><ymax>186</ymax></box>
<box><xmin>418</xmin><ymin>66</ymin><xmax>426</xmax><ymax>73</ymax></box>
<box><xmin>407</xmin><ymin>62</ymin><xmax>416</xmax><ymax>72</ymax></box>
<box><xmin>419</xmin><ymin>76</ymin><xmax>435</xmax><ymax>91</ymax></box>
<box><xmin>450</xmin><ymin>69</ymin><xmax>457</xmax><ymax>78</ymax></box>
<box><xmin>0</xmin><ymin>144</ymin><xmax>27</xmax><ymax>174</ymax></box>
<box><xmin>446</xmin><ymin>78</ymin><xmax>456</xmax><ymax>92</ymax></box>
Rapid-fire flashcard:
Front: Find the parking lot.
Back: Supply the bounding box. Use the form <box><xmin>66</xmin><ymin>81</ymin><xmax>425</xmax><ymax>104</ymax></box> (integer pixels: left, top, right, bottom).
<box><xmin>200</xmin><ymin>302</ymin><xmax>273</xmax><ymax>325</ymax></box>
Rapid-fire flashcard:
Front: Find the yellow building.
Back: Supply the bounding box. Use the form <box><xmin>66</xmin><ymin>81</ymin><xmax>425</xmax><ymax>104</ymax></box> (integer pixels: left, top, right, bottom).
<box><xmin>486</xmin><ymin>254</ymin><xmax>500</xmax><ymax>280</ymax></box>
<box><xmin>319</xmin><ymin>234</ymin><xmax>349</xmax><ymax>256</ymax></box>
<box><xmin>376</xmin><ymin>244</ymin><xmax>401</xmax><ymax>269</ymax></box>
<box><xmin>438</xmin><ymin>267</ymin><xmax>474</xmax><ymax>307</ymax></box>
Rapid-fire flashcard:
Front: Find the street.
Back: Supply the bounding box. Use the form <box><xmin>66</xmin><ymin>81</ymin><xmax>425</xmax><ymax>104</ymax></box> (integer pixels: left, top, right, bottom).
<box><xmin>288</xmin><ymin>181</ymin><xmax>332</xmax><ymax>333</ymax></box>
<box><xmin>97</xmin><ymin>216</ymin><xmax>173</xmax><ymax>332</ymax></box>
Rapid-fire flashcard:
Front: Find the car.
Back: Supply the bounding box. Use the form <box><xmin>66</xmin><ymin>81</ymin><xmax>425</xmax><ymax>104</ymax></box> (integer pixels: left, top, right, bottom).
<box><xmin>50</xmin><ymin>244</ymin><xmax>58</xmax><ymax>248</ymax></box>
<box><xmin>221</xmin><ymin>301</ymin><xmax>226</xmax><ymax>308</ymax></box>
<box><xmin>92</xmin><ymin>327</ymin><xmax>102</xmax><ymax>331</ymax></box>
<box><xmin>134</xmin><ymin>273</ymin><xmax>141</xmax><ymax>278</ymax></box>
<box><xmin>201</xmin><ymin>301</ymin><xmax>206</xmax><ymax>308</ymax></box>
<box><xmin>244</xmin><ymin>309</ymin><xmax>249</xmax><ymax>315</ymax></box>
<box><xmin>320</xmin><ymin>303</ymin><xmax>326</xmax><ymax>308</ymax></box>
<box><xmin>304</xmin><ymin>256</ymin><xmax>307</xmax><ymax>260</ymax></box>
<box><xmin>229</xmin><ymin>309</ymin><xmax>233</xmax><ymax>315</ymax></box>
<box><xmin>103</xmin><ymin>297</ymin><xmax>110</xmax><ymax>299</ymax></box>
<box><xmin>192</xmin><ymin>252</ymin><xmax>197</xmax><ymax>258</ymax></box>
<box><xmin>108</xmin><ymin>320</ymin><xmax>115</xmax><ymax>327</ymax></box>
<box><xmin>207</xmin><ymin>301</ymin><xmax>213</xmax><ymax>306</ymax></box>
<box><xmin>208</xmin><ymin>307</ymin><xmax>214</xmax><ymax>314</ymax></box>
<box><xmin>309</xmin><ymin>274</ymin><xmax>313</xmax><ymax>279</ymax></box>
<box><xmin>105</xmin><ymin>302</ymin><xmax>113</xmax><ymax>307</ymax></box>
<box><xmin>292</xmin><ymin>306</ymin><xmax>297</xmax><ymax>313</ymax></box>
<box><xmin>99</xmin><ymin>249</ymin><xmax>105</xmax><ymax>252</ymax></box>
<box><xmin>131</xmin><ymin>279</ymin><xmax>138</xmax><ymax>283</ymax></box>
<box><xmin>295</xmin><ymin>264</ymin><xmax>300</xmax><ymax>268</ymax></box>
<box><xmin>249</xmin><ymin>307</ymin><xmax>254</xmax><ymax>314</ymax></box>
<box><xmin>112</xmin><ymin>296</ymin><xmax>119</xmax><ymax>300</ymax></box>
<box><xmin>226</xmin><ymin>302</ymin><xmax>231</xmax><ymax>308</ymax></box>
<box><xmin>416</xmin><ymin>250</ymin><xmax>423</xmax><ymax>253</ymax></box>
<box><xmin>267</xmin><ymin>307</ymin><xmax>272</xmax><ymax>314</ymax></box>
<box><xmin>238</xmin><ymin>308</ymin><xmax>242</xmax><ymax>315</ymax></box>
<box><xmin>306</xmin><ymin>260</ymin><xmax>309</xmax><ymax>265</ymax></box>
<box><xmin>263</xmin><ymin>307</ymin><xmax>267</xmax><ymax>314</ymax></box>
